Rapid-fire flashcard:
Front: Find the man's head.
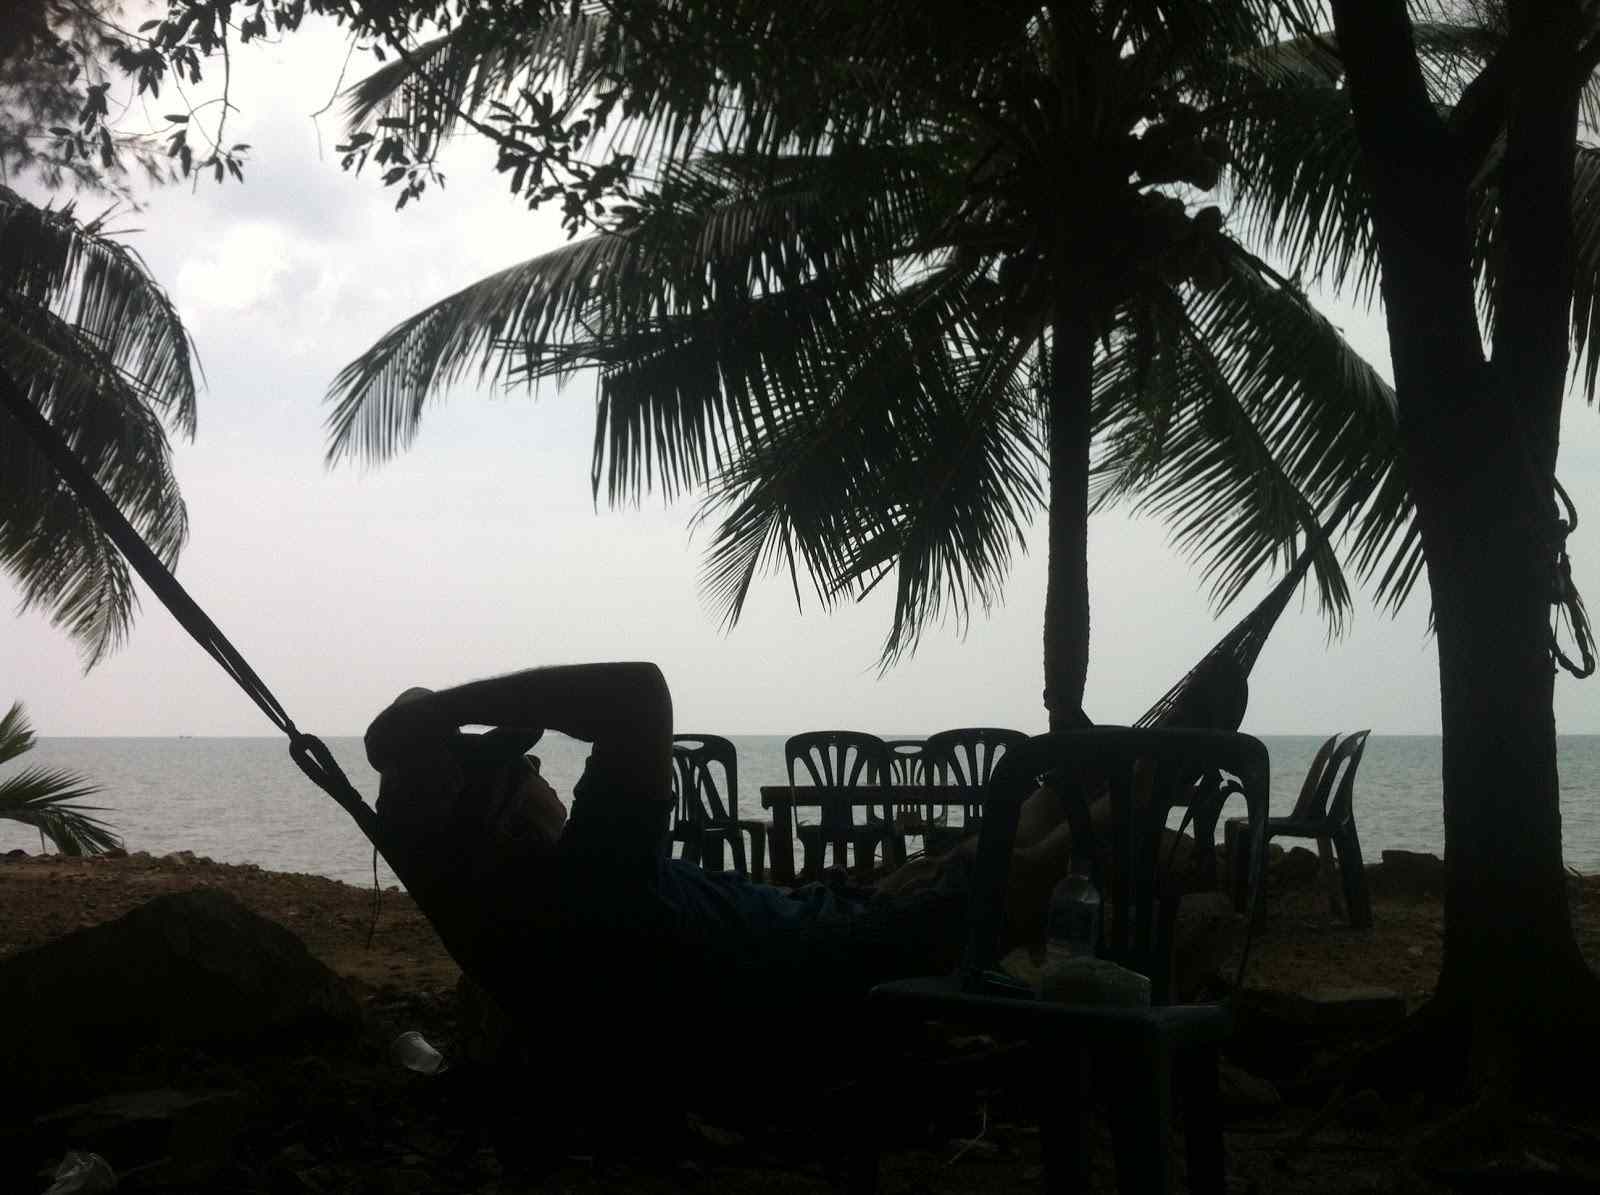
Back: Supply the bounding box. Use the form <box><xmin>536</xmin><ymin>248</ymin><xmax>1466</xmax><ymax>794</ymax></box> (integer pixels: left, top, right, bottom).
<box><xmin>374</xmin><ymin>686</ymin><xmax>564</xmax><ymax>848</ymax></box>
<box><xmin>487</xmin><ymin>750</ymin><xmax>567</xmax><ymax>849</ymax></box>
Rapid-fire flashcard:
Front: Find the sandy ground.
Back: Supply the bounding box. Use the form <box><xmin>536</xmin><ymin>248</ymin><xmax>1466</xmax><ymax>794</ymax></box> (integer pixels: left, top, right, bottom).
<box><xmin>5</xmin><ymin>848</ymin><xmax>1600</xmax><ymax>1193</ymax></box>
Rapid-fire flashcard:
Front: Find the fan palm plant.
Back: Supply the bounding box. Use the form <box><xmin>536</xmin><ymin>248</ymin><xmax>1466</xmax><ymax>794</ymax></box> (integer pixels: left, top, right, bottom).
<box><xmin>0</xmin><ymin>185</ymin><xmax>196</xmax><ymax>667</ymax></box>
<box><xmin>323</xmin><ymin>1</ymin><xmax>1403</xmax><ymax>728</ymax></box>
<box><xmin>0</xmin><ymin>700</ymin><xmax>120</xmax><ymax>855</ymax></box>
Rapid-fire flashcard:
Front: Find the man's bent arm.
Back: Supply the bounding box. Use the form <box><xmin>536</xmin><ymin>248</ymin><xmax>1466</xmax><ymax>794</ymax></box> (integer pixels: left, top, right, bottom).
<box><xmin>367</xmin><ymin>661</ymin><xmax>673</xmax><ymax>796</ymax></box>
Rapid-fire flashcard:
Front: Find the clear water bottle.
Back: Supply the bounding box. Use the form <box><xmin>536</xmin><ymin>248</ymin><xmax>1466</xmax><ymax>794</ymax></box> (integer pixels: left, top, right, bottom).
<box><xmin>1045</xmin><ymin>872</ymin><xmax>1101</xmax><ymax>965</ymax></box>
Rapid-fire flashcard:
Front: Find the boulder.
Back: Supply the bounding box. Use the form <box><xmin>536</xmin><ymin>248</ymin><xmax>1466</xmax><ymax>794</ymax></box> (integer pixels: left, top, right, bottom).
<box><xmin>1217</xmin><ymin>1058</ymin><xmax>1282</xmax><ymax>1114</ymax></box>
<box><xmin>1273</xmin><ymin>845</ymin><xmax>1323</xmax><ymax>890</ymax></box>
<box><xmin>1171</xmin><ymin>891</ymin><xmax>1245</xmax><ymax>999</ymax></box>
<box><xmin>1228</xmin><ymin>986</ymin><xmax>1407</xmax><ymax>1080</ymax></box>
<box><xmin>1374</xmin><ymin>849</ymin><xmax>1446</xmax><ymax>900</ymax></box>
<box><xmin>23</xmin><ymin>1088</ymin><xmax>250</xmax><ymax>1184</ymax></box>
<box><xmin>0</xmin><ymin>888</ymin><xmax>360</xmax><ymax>1107</ymax></box>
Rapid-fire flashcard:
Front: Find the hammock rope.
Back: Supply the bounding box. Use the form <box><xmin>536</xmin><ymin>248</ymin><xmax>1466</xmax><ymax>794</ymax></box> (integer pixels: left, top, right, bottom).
<box><xmin>0</xmin><ymin>366</ymin><xmax>382</xmax><ymax>846</ymax></box>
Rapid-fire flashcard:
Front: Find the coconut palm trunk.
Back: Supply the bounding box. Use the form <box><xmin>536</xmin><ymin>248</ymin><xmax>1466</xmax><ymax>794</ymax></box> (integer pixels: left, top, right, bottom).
<box><xmin>1042</xmin><ymin>298</ymin><xmax>1095</xmax><ymax>729</ymax></box>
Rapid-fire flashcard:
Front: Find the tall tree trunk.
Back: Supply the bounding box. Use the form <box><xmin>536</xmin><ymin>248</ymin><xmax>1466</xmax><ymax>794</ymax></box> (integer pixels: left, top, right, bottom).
<box><xmin>1332</xmin><ymin>0</ymin><xmax>1600</xmax><ymax>1089</ymax></box>
<box><xmin>1407</xmin><ymin>383</ymin><xmax>1593</xmax><ymax>1086</ymax></box>
<box><xmin>1042</xmin><ymin>301</ymin><xmax>1094</xmax><ymax>731</ymax></box>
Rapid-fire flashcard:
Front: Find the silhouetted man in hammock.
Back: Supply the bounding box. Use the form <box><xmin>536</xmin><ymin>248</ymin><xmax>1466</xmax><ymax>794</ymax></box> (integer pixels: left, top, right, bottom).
<box><xmin>366</xmin><ymin>662</ymin><xmax>979</xmax><ymax>1023</ymax></box>
<box><xmin>364</xmin><ymin>658</ymin><xmax>1248</xmax><ymax>1045</ymax></box>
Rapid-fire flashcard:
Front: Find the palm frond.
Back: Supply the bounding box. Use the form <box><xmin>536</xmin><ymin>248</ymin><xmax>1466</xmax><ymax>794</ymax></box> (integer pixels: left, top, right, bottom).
<box><xmin>0</xmin><ymin>186</ymin><xmax>198</xmax><ymax>436</ymax></box>
<box><xmin>0</xmin><ymin>701</ymin><xmax>119</xmax><ymax>856</ymax></box>
<box><xmin>1094</xmin><ymin>243</ymin><xmax>1413</xmax><ymax>618</ymax></box>
<box><xmin>1224</xmin><ymin>71</ymin><xmax>1379</xmax><ymax>301</ymax></box>
<box><xmin>0</xmin><ymin>700</ymin><xmax>34</xmax><ymax>766</ymax></box>
<box><xmin>691</xmin><ymin>259</ymin><xmax>1044</xmax><ymax>664</ymax></box>
<box><xmin>1568</xmin><ymin>145</ymin><xmax>1600</xmax><ymax>397</ymax></box>
<box><xmin>0</xmin><ymin>766</ymin><xmax>119</xmax><ymax>855</ymax></box>
<box><xmin>1230</xmin><ymin>30</ymin><xmax>1343</xmax><ymax>85</ymax></box>
<box><xmin>326</xmin><ymin>145</ymin><xmax>950</xmax><ymax>481</ymax></box>
<box><xmin>0</xmin><ymin>318</ymin><xmax>187</xmax><ymax>667</ymax></box>
<box><xmin>0</xmin><ymin>189</ymin><xmax>193</xmax><ymax>668</ymax></box>
<box><xmin>343</xmin><ymin>6</ymin><xmax>614</xmax><ymax>166</ymax></box>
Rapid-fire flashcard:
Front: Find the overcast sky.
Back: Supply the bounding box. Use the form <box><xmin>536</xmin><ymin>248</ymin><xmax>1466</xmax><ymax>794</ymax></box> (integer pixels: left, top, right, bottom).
<box><xmin>6</xmin><ymin>18</ymin><xmax>1600</xmax><ymax>738</ymax></box>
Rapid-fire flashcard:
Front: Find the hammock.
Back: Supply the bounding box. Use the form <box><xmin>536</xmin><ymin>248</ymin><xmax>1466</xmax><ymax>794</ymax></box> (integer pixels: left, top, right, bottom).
<box><xmin>1134</xmin><ymin>536</ymin><xmax>1324</xmax><ymax>730</ymax></box>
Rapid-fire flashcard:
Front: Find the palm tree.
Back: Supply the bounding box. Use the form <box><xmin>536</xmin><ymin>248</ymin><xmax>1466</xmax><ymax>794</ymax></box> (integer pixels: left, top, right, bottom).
<box><xmin>0</xmin><ymin>700</ymin><xmax>120</xmax><ymax>855</ymax></box>
<box><xmin>0</xmin><ymin>185</ymin><xmax>196</xmax><ymax>667</ymax></box>
<box><xmin>321</xmin><ymin>2</ymin><xmax>1403</xmax><ymax>729</ymax></box>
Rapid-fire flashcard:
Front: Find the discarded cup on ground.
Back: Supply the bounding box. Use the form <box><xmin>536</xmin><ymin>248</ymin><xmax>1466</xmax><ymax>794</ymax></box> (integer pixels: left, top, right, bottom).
<box><xmin>391</xmin><ymin>1029</ymin><xmax>447</xmax><ymax>1075</ymax></box>
<box><xmin>44</xmin><ymin>1151</ymin><xmax>117</xmax><ymax>1194</ymax></box>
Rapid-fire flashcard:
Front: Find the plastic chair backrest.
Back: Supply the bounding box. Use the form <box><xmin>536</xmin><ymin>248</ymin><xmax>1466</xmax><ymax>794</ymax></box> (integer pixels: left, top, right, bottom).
<box><xmin>924</xmin><ymin>727</ymin><xmax>1027</xmax><ymax>819</ymax></box>
<box><xmin>669</xmin><ymin>745</ymin><xmax>709</xmax><ymax>830</ymax></box>
<box><xmin>1321</xmin><ymin>730</ymin><xmax>1370</xmax><ymax>828</ymax></box>
<box><xmin>1287</xmin><ymin>731</ymin><xmax>1369</xmax><ymax>827</ymax></box>
<box><xmin>1287</xmin><ymin>734</ymin><xmax>1339</xmax><ymax>820</ymax></box>
<box><xmin>926</xmin><ymin>727</ymin><xmax>1029</xmax><ymax>787</ymax></box>
<box><xmin>883</xmin><ymin>739</ymin><xmax>931</xmax><ymax>785</ymax></box>
<box><xmin>785</xmin><ymin>731</ymin><xmax>891</xmax><ymax>829</ymax></box>
<box><xmin>963</xmin><ymin>728</ymin><xmax>1270</xmax><ymax>1005</ymax></box>
<box><xmin>673</xmin><ymin>733</ymin><xmax>739</xmax><ymax>822</ymax></box>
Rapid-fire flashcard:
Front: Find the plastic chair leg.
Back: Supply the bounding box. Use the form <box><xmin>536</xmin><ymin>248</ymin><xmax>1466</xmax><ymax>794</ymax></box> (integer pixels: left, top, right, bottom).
<box><xmin>726</xmin><ymin>829</ymin><xmax>748</xmax><ymax>877</ymax></box>
<box><xmin>1315</xmin><ymin>836</ymin><xmax>1345</xmax><ymax>920</ymax></box>
<box><xmin>1224</xmin><ymin>819</ymin><xmax>1253</xmax><ymax>915</ymax></box>
<box><xmin>1177</xmin><ymin>1045</ymin><xmax>1225</xmax><ymax>1195</ymax></box>
<box><xmin>746</xmin><ymin>825</ymin><xmax>767</xmax><ymax>884</ymax></box>
<box><xmin>1039</xmin><ymin>1046</ymin><xmax>1091</xmax><ymax>1194</ymax></box>
<box><xmin>1192</xmin><ymin>805</ymin><xmax>1221</xmax><ymax>888</ymax></box>
<box><xmin>703</xmin><ymin>834</ymin><xmax>727</xmax><ymax>873</ymax></box>
<box><xmin>1106</xmin><ymin>1038</ymin><xmax>1173</xmax><ymax>1195</ymax></box>
<box><xmin>1336</xmin><ymin>825</ymin><xmax>1373</xmax><ymax>929</ymax></box>
<box><xmin>796</xmin><ymin>831</ymin><xmax>818</xmax><ymax>881</ymax></box>
<box><xmin>830</xmin><ymin>833</ymin><xmax>850</xmax><ymax>875</ymax></box>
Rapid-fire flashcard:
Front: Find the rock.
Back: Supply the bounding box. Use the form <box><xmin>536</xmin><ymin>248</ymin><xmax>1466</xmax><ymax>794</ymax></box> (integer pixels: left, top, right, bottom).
<box><xmin>1274</xmin><ymin>845</ymin><xmax>1322</xmax><ymax>889</ymax></box>
<box><xmin>1229</xmin><ymin>987</ymin><xmax>1407</xmax><ymax>1080</ymax></box>
<box><xmin>102</xmin><ymin>847</ymin><xmax>128</xmax><ymax>859</ymax></box>
<box><xmin>0</xmin><ymin>888</ymin><xmax>360</xmax><ymax>1109</ymax></box>
<box><xmin>1375</xmin><ymin>849</ymin><xmax>1446</xmax><ymax>899</ymax></box>
<box><xmin>274</xmin><ymin>1142</ymin><xmax>317</xmax><ymax>1168</ymax></box>
<box><xmin>1172</xmin><ymin>891</ymin><xmax>1245</xmax><ymax>999</ymax></box>
<box><xmin>27</xmin><ymin>1089</ymin><xmax>250</xmax><ymax>1183</ymax></box>
<box><xmin>1217</xmin><ymin>1059</ymin><xmax>1282</xmax><ymax>1114</ymax></box>
<box><xmin>1338</xmin><ymin>1087</ymin><xmax>1388</xmax><ymax>1131</ymax></box>
<box><xmin>162</xmin><ymin>850</ymin><xmax>197</xmax><ymax>865</ymax></box>
<box><xmin>41</xmin><ymin>1150</ymin><xmax>115</xmax><ymax>1195</ymax></box>
<box><xmin>1279</xmin><ymin>986</ymin><xmax>1406</xmax><ymax>1029</ymax></box>
<box><xmin>456</xmin><ymin>973</ymin><xmax>522</xmax><ymax>1066</ymax></box>
<box><xmin>4</xmin><ymin>848</ymin><xmax>25</xmax><ymax>858</ymax></box>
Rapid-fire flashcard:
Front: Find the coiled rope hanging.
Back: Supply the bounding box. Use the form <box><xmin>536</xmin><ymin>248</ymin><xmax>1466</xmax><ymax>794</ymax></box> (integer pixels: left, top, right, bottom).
<box><xmin>1550</xmin><ymin>478</ymin><xmax>1595</xmax><ymax>679</ymax></box>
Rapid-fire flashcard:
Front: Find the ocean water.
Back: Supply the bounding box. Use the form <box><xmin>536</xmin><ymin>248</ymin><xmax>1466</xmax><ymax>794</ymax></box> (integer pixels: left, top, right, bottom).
<box><xmin>5</xmin><ymin>734</ymin><xmax>1600</xmax><ymax>886</ymax></box>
